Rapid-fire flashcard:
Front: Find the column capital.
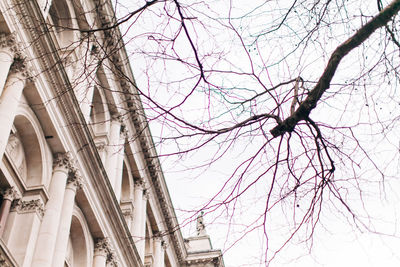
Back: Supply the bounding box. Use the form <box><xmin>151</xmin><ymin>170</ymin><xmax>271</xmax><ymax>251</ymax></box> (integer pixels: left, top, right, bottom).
<box><xmin>66</xmin><ymin>171</ymin><xmax>83</xmax><ymax>191</ymax></box>
<box><xmin>9</xmin><ymin>55</ymin><xmax>33</xmax><ymax>80</ymax></box>
<box><xmin>0</xmin><ymin>33</ymin><xmax>18</xmax><ymax>54</ymax></box>
<box><xmin>11</xmin><ymin>199</ymin><xmax>45</xmax><ymax>219</ymax></box>
<box><xmin>153</xmin><ymin>235</ymin><xmax>167</xmax><ymax>249</ymax></box>
<box><xmin>134</xmin><ymin>178</ymin><xmax>144</xmax><ymax>189</ymax></box>
<box><xmin>2</xmin><ymin>187</ymin><xmax>19</xmax><ymax>201</ymax></box>
<box><xmin>120</xmin><ymin>123</ymin><xmax>128</xmax><ymax>139</ymax></box>
<box><xmin>161</xmin><ymin>239</ymin><xmax>167</xmax><ymax>250</ymax></box>
<box><xmin>53</xmin><ymin>152</ymin><xmax>73</xmax><ymax>171</ymax></box>
<box><xmin>111</xmin><ymin>113</ymin><xmax>123</xmax><ymax>123</ymax></box>
<box><xmin>94</xmin><ymin>238</ymin><xmax>111</xmax><ymax>257</ymax></box>
<box><xmin>107</xmin><ymin>250</ymin><xmax>118</xmax><ymax>266</ymax></box>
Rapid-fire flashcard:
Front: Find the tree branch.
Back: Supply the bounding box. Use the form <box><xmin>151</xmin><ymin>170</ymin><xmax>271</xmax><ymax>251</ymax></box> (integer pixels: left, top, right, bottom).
<box><xmin>270</xmin><ymin>0</ymin><xmax>400</xmax><ymax>137</ymax></box>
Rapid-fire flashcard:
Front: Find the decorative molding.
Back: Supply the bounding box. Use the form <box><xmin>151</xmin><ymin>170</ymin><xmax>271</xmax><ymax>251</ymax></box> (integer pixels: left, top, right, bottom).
<box><xmin>0</xmin><ymin>33</ymin><xmax>18</xmax><ymax>54</ymax></box>
<box><xmin>11</xmin><ymin>199</ymin><xmax>44</xmax><ymax>218</ymax></box>
<box><xmin>96</xmin><ymin>142</ymin><xmax>106</xmax><ymax>152</ymax></box>
<box><xmin>94</xmin><ymin>238</ymin><xmax>119</xmax><ymax>265</ymax></box>
<box><xmin>66</xmin><ymin>171</ymin><xmax>83</xmax><ymax>190</ymax></box>
<box><xmin>142</xmin><ymin>189</ymin><xmax>149</xmax><ymax>200</ymax></box>
<box><xmin>153</xmin><ymin>235</ymin><xmax>167</xmax><ymax>250</ymax></box>
<box><xmin>120</xmin><ymin>122</ymin><xmax>129</xmax><ymax>139</ymax></box>
<box><xmin>120</xmin><ymin>201</ymin><xmax>134</xmax><ymax>219</ymax></box>
<box><xmin>161</xmin><ymin>240</ymin><xmax>167</xmax><ymax>250</ymax></box>
<box><xmin>94</xmin><ymin>238</ymin><xmax>111</xmax><ymax>256</ymax></box>
<box><xmin>186</xmin><ymin>256</ymin><xmax>221</xmax><ymax>265</ymax></box>
<box><xmin>134</xmin><ymin>178</ymin><xmax>144</xmax><ymax>189</ymax></box>
<box><xmin>9</xmin><ymin>55</ymin><xmax>33</xmax><ymax>80</ymax></box>
<box><xmin>106</xmin><ymin>250</ymin><xmax>118</xmax><ymax>266</ymax></box>
<box><xmin>111</xmin><ymin>113</ymin><xmax>123</xmax><ymax>124</ymax></box>
<box><xmin>53</xmin><ymin>152</ymin><xmax>72</xmax><ymax>170</ymax></box>
<box><xmin>2</xmin><ymin>187</ymin><xmax>19</xmax><ymax>201</ymax></box>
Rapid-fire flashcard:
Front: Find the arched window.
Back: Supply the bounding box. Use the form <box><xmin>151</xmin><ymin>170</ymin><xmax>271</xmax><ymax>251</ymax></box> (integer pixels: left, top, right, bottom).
<box><xmin>66</xmin><ymin>206</ymin><xmax>93</xmax><ymax>266</ymax></box>
<box><xmin>120</xmin><ymin>161</ymin><xmax>133</xmax><ymax>203</ymax></box>
<box><xmin>5</xmin><ymin>106</ymin><xmax>50</xmax><ymax>188</ymax></box>
<box><xmin>89</xmin><ymin>86</ymin><xmax>109</xmax><ymax>136</ymax></box>
<box><xmin>48</xmin><ymin>0</ymin><xmax>75</xmax><ymax>48</ymax></box>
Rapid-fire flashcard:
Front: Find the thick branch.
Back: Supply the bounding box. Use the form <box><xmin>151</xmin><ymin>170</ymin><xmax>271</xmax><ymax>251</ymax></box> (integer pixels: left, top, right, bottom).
<box><xmin>270</xmin><ymin>0</ymin><xmax>400</xmax><ymax>137</ymax></box>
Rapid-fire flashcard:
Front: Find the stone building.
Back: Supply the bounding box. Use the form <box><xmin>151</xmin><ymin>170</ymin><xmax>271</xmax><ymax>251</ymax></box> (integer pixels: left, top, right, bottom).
<box><xmin>0</xmin><ymin>0</ymin><xmax>225</xmax><ymax>266</ymax></box>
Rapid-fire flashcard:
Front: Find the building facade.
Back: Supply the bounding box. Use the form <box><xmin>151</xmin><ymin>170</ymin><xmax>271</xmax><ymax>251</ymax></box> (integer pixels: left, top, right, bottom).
<box><xmin>0</xmin><ymin>0</ymin><xmax>224</xmax><ymax>266</ymax></box>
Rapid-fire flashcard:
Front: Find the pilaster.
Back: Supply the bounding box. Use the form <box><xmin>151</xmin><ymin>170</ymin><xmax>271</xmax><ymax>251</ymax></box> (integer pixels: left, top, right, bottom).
<box><xmin>3</xmin><ymin>198</ymin><xmax>44</xmax><ymax>267</ymax></box>
<box><xmin>0</xmin><ymin>187</ymin><xmax>19</xmax><ymax>236</ymax></box>
<box><xmin>105</xmin><ymin>114</ymin><xmax>123</xmax><ymax>195</ymax></box>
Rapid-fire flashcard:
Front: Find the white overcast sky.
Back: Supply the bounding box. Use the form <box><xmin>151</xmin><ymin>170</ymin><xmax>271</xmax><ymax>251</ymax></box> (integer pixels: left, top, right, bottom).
<box><xmin>115</xmin><ymin>0</ymin><xmax>400</xmax><ymax>266</ymax></box>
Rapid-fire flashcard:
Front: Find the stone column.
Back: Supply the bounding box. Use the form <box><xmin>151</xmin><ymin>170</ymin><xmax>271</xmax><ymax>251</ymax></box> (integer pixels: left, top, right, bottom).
<box><xmin>105</xmin><ymin>115</ymin><xmax>122</xmax><ymax>193</ymax></box>
<box><xmin>93</xmin><ymin>238</ymin><xmax>110</xmax><ymax>267</ymax></box>
<box><xmin>138</xmin><ymin>190</ymin><xmax>148</xmax><ymax>261</ymax></box>
<box><xmin>0</xmin><ymin>33</ymin><xmax>18</xmax><ymax>95</ymax></box>
<box><xmin>132</xmin><ymin>180</ymin><xmax>144</xmax><ymax>261</ymax></box>
<box><xmin>153</xmin><ymin>237</ymin><xmax>165</xmax><ymax>267</ymax></box>
<box><xmin>52</xmin><ymin>172</ymin><xmax>82</xmax><ymax>267</ymax></box>
<box><xmin>132</xmin><ymin>180</ymin><xmax>143</xmax><ymax>232</ymax></box>
<box><xmin>0</xmin><ymin>58</ymin><xmax>30</xmax><ymax>160</ymax></box>
<box><xmin>113</xmin><ymin>126</ymin><xmax>126</xmax><ymax>202</ymax></box>
<box><xmin>31</xmin><ymin>153</ymin><xmax>72</xmax><ymax>267</ymax></box>
<box><xmin>0</xmin><ymin>187</ymin><xmax>18</xmax><ymax>236</ymax></box>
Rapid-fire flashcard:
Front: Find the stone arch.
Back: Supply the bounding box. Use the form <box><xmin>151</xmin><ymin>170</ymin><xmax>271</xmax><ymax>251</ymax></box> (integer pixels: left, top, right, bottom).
<box><xmin>89</xmin><ymin>86</ymin><xmax>110</xmax><ymax>136</ymax></box>
<box><xmin>120</xmin><ymin>158</ymin><xmax>133</xmax><ymax>203</ymax></box>
<box><xmin>6</xmin><ymin>105</ymin><xmax>50</xmax><ymax>187</ymax></box>
<box><xmin>48</xmin><ymin>0</ymin><xmax>75</xmax><ymax>47</ymax></box>
<box><xmin>68</xmin><ymin>205</ymin><xmax>93</xmax><ymax>267</ymax></box>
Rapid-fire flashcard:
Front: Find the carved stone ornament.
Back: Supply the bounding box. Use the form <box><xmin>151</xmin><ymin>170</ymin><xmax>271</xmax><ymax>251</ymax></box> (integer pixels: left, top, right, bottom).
<box><xmin>106</xmin><ymin>250</ymin><xmax>118</xmax><ymax>266</ymax></box>
<box><xmin>96</xmin><ymin>142</ymin><xmax>106</xmax><ymax>152</ymax></box>
<box><xmin>6</xmin><ymin>132</ymin><xmax>27</xmax><ymax>179</ymax></box>
<box><xmin>0</xmin><ymin>33</ymin><xmax>18</xmax><ymax>53</ymax></box>
<box><xmin>196</xmin><ymin>211</ymin><xmax>207</xmax><ymax>236</ymax></box>
<box><xmin>9</xmin><ymin>54</ymin><xmax>33</xmax><ymax>80</ymax></box>
<box><xmin>161</xmin><ymin>240</ymin><xmax>167</xmax><ymax>250</ymax></box>
<box><xmin>120</xmin><ymin>123</ymin><xmax>129</xmax><ymax>138</ymax></box>
<box><xmin>134</xmin><ymin>179</ymin><xmax>144</xmax><ymax>188</ymax></box>
<box><xmin>2</xmin><ymin>187</ymin><xmax>19</xmax><ymax>201</ymax></box>
<box><xmin>11</xmin><ymin>199</ymin><xmax>45</xmax><ymax>218</ymax></box>
<box><xmin>94</xmin><ymin>238</ymin><xmax>111</xmax><ymax>256</ymax></box>
<box><xmin>66</xmin><ymin>171</ymin><xmax>83</xmax><ymax>190</ymax></box>
<box><xmin>53</xmin><ymin>152</ymin><xmax>73</xmax><ymax>170</ymax></box>
<box><xmin>154</xmin><ymin>235</ymin><xmax>167</xmax><ymax>250</ymax></box>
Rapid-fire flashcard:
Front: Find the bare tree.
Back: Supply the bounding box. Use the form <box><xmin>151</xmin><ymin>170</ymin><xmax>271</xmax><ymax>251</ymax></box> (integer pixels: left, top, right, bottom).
<box><xmin>19</xmin><ymin>0</ymin><xmax>400</xmax><ymax>265</ymax></box>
